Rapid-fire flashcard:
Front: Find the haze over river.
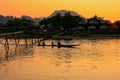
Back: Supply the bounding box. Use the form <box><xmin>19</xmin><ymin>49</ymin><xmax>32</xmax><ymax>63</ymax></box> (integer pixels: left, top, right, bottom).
<box><xmin>0</xmin><ymin>39</ymin><xmax>120</xmax><ymax>80</ymax></box>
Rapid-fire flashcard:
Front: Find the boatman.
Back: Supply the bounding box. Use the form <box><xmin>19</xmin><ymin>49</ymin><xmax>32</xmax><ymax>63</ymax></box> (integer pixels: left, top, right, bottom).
<box><xmin>42</xmin><ymin>41</ymin><xmax>45</xmax><ymax>46</ymax></box>
<box><xmin>38</xmin><ymin>42</ymin><xmax>41</xmax><ymax>46</ymax></box>
<box><xmin>57</xmin><ymin>41</ymin><xmax>61</xmax><ymax>48</ymax></box>
<box><xmin>51</xmin><ymin>41</ymin><xmax>54</xmax><ymax>48</ymax></box>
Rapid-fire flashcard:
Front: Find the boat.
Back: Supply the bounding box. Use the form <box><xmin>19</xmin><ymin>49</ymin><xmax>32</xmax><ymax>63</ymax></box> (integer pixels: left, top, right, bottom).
<box><xmin>37</xmin><ymin>44</ymin><xmax>80</xmax><ymax>48</ymax></box>
<box><xmin>59</xmin><ymin>44</ymin><xmax>79</xmax><ymax>48</ymax></box>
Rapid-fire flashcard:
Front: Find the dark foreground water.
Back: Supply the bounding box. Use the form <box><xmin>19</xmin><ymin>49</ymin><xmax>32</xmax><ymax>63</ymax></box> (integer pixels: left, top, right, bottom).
<box><xmin>0</xmin><ymin>39</ymin><xmax>120</xmax><ymax>80</ymax></box>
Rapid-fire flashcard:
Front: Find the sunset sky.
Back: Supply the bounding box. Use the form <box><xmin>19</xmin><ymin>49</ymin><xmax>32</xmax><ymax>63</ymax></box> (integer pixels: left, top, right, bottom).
<box><xmin>0</xmin><ymin>0</ymin><xmax>120</xmax><ymax>21</ymax></box>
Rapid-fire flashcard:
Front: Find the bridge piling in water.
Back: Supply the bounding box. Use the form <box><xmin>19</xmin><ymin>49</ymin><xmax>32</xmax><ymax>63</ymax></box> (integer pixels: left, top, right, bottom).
<box><xmin>0</xmin><ymin>27</ymin><xmax>44</xmax><ymax>58</ymax></box>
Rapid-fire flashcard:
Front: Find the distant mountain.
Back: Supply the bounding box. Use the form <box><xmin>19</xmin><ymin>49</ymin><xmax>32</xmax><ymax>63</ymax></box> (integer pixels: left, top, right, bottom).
<box><xmin>20</xmin><ymin>10</ymin><xmax>88</xmax><ymax>25</ymax></box>
<box><xmin>20</xmin><ymin>15</ymin><xmax>45</xmax><ymax>25</ymax></box>
<box><xmin>0</xmin><ymin>10</ymin><xmax>87</xmax><ymax>26</ymax></box>
<box><xmin>33</xmin><ymin>17</ymin><xmax>45</xmax><ymax>25</ymax></box>
<box><xmin>21</xmin><ymin>15</ymin><xmax>33</xmax><ymax>20</ymax></box>
<box><xmin>48</xmin><ymin>10</ymin><xmax>85</xmax><ymax>19</ymax></box>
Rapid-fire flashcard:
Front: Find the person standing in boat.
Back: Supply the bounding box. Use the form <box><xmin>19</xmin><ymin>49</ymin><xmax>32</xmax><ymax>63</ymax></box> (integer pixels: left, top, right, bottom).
<box><xmin>51</xmin><ymin>41</ymin><xmax>54</xmax><ymax>48</ymax></box>
<box><xmin>42</xmin><ymin>41</ymin><xmax>45</xmax><ymax>46</ymax></box>
<box><xmin>57</xmin><ymin>41</ymin><xmax>61</xmax><ymax>48</ymax></box>
<box><xmin>38</xmin><ymin>42</ymin><xmax>41</xmax><ymax>46</ymax></box>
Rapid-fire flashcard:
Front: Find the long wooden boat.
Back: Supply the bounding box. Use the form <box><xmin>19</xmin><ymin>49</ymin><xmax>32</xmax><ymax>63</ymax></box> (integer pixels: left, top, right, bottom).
<box><xmin>37</xmin><ymin>44</ymin><xmax>80</xmax><ymax>48</ymax></box>
<box><xmin>59</xmin><ymin>44</ymin><xmax>79</xmax><ymax>47</ymax></box>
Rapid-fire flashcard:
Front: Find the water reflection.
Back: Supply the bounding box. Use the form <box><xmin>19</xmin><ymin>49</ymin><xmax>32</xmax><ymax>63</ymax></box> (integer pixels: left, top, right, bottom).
<box><xmin>0</xmin><ymin>39</ymin><xmax>34</xmax><ymax>63</ymax></box>
<box><xmin>0</xmin><ymin>39</ymin><xmax>120</xmax><ymax>80</ymax></box>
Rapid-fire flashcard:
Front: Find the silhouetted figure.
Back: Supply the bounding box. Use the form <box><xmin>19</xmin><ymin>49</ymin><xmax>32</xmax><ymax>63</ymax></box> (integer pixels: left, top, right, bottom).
<box><xmin>42</xmin><ymin>41</ymin><xmax>45</xmax><ymax>46</ymax></box>
<box><xmin>57</xmin><ymin>41</ymin><xmax>61</xmax><ymax>48</ymax></box>
<box><xmin>51</xmin><ymin>41</ymin><xmax>54</xmax><ymax>48</ymax></box>
<box><xmin>38</xmin><ymin>42</ymin><xmax>41</xmax><ymax>46</ymax></box>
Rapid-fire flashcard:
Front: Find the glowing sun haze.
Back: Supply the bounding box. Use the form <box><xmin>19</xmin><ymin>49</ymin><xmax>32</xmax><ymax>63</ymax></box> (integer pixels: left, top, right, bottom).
<box><xmin>0</xmin><ymin>0</ymin><xmax>120</xmax><ymax>21</ymax></box>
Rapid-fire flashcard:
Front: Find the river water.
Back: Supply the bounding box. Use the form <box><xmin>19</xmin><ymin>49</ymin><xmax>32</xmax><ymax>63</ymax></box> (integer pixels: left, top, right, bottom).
<box><xmin>0</xmin><ymin>39</ymin><xmax>120</xmax><ymax>80</ymax></box>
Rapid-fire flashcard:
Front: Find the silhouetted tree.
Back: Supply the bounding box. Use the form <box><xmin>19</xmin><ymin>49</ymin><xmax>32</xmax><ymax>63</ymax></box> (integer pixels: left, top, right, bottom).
<box><xmin>5</xmin><ymin>18</ymin><xmax>34</xmax><ymax>27</ymax></box>
<box><xmin>22</xmin><ymin>18</ymin><xmax>34</xmax><ymax>26</ymax></box>
<box><xmin>61</xmin><ymin>12</ymin><xmax>74</xmax><ymax>30</ymax></box>
<box><xmin>114</xmin><ymin>20</ymin><xmax>120</xmax><ymax>28</ymax></box>
<box><xmin>39</xmin><ymin>18</ymin><xmax>49</xmax><ymax>26</ymax></box>
<box><xmin>87</xmin><ymin>15</ymin><xmax>103</xmax><ymax>31</ymax></box>
<box><xmin>48</xmin><ymin>13</ymin><xmax>62</xmax><ymax>27</ymax></box>
<box><xmin>61</xmin><ymin>12</ymin><xmax>83</xmax><ymax>30</ymax></box>
<box><xmin>39</xmin><ymin>12</ymin><xmax>85</xmax><ymax>31</ymax></box>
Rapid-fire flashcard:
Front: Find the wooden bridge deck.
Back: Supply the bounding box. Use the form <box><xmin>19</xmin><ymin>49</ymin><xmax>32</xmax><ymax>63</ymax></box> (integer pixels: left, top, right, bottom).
<box><xmin>0</xmin><ymin>31</ymin><xmax>24</xmax><ymax>36</ymax></box>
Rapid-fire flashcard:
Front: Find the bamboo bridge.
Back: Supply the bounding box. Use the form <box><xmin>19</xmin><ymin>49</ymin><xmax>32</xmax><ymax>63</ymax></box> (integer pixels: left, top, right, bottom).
<box><xmin>0</xmin><ymin>26</ymin><xmax>57</xmax><ymax>61</ymax></box>
<box><xmin>0</xmin><ymin>26</ymin><xmax>64</xmax><ymax>60</ymax></box>
<box><xmin>0</xmin><ymin>26</ymin><xmax>52</xmax><ymax>51</ymax></box>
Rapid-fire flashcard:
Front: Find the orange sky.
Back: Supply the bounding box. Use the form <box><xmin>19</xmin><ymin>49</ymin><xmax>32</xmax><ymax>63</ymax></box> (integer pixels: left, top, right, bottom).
<box><xmin>0</xmin><ymin>0</ymin><xmax>120</xmax><ymax>21</ymax></box>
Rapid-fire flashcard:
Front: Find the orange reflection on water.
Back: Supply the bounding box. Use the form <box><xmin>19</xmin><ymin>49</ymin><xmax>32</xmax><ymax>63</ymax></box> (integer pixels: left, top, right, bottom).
<box><xmin>0</xmin><ymin>39</ymin><xmax>120</xmax><ymax>80</ymax></box>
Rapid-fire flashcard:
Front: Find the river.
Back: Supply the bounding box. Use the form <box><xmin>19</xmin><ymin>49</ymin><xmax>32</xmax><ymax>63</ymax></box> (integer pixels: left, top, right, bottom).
<box><xmin>0</xmin><ymin>39</ymin><xmax>120</xmax><ymax>80</ymax></box>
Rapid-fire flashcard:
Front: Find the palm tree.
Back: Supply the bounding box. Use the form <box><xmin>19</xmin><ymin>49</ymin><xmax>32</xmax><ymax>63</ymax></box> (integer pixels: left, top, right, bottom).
<box><xmin>5</xmin><ymin>18</ymin><xmax>34</xmax><ymax>27</ymax></box>
<box><xmin>114</xmin><ymin>20</ymin><xmax>120</xmax><ymax>28</ymax></box>
<box><xmin>87</xmin><ymin>15</ymin><xmax>103</xmax><ymax>33</ymax></box>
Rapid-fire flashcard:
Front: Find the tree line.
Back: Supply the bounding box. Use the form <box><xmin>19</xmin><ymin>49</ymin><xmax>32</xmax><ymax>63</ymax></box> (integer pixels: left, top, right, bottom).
<box><xmin>0</xmin><ymin>13</ymin><xmax>120</xmax><ymax>33</ymax></box>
